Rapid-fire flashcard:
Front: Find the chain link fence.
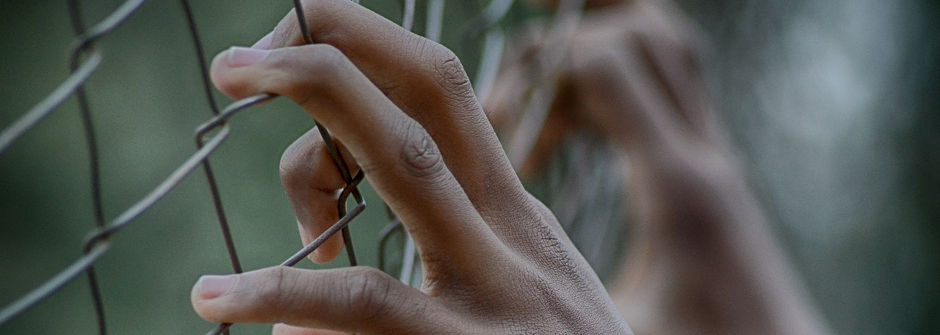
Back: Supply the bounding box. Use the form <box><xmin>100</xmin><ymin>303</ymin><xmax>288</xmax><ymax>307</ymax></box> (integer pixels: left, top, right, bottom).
<box><xmin>0</xmin><ymin>0</ymin><xmax>591</xmax><ymax>333</ymax></box>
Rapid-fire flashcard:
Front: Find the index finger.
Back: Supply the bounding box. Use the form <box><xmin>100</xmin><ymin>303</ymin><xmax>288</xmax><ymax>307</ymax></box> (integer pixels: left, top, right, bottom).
<box><xmin>263</xmin><ymin>0</ymin><xmax>529</xmax><ymax>222</ymax></box>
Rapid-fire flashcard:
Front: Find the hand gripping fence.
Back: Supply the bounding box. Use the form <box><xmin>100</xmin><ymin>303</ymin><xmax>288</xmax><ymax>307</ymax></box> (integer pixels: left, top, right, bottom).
<box><xmin>0</xmin><ymin>0</ymin><xmax>584</xmax><ymax>333</ymax></box>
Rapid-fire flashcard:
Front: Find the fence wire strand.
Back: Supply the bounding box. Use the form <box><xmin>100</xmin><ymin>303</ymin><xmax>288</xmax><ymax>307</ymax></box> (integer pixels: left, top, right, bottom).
<box><xmin>0</xmin><ymin>0</ymin><xmax>591</xmax><ymax>333</ymax></box>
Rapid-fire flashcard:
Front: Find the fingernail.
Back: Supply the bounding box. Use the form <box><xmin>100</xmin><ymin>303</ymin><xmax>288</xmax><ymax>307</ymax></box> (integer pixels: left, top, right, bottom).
<box><xmin>197</xmin><ymin>275</ymin><xmax>235</xmax><ymax>299</ymax></box>
<box><xmin>252</xmin><ymin>31</ymin><xmax>274</xmax><ymax>50</ymax></box>
<box><xmin>226</xmin><ymin>47</ymin><xmax>269</xmax><ymax>68</ymax></box>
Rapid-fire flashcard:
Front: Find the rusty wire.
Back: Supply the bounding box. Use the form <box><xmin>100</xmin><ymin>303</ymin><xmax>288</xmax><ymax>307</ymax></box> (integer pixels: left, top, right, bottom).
<box><xmin>0</xmin><ymin>0</ymin><xmax>591</xmax><ymax>333</ymax></box>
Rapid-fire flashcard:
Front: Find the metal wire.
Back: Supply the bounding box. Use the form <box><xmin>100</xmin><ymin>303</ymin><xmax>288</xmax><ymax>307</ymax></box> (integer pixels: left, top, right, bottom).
<box><xmin>0</xmin><ymin>0</ymin><xmax>589</xmax><ymax>333</ymax></box>
<box><xmin>0</xmin><ymin>0</ymin><xmax>364</xmax><ymax>332</ymax></box>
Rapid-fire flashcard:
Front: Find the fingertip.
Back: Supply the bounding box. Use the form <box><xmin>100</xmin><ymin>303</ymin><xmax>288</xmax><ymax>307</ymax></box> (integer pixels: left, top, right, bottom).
<box><xmin>296</xmin><ymin>219</ymin><xmax>344</xmax><ymax>265</ymax></box>
<box><xmin>309</xmin><ymin>236</ymin><xmax>344</xmax><ymax>264</ymax></box>
<box><xmin>194</xmin><ymin>275</ymin><xmax>236</xmax><ymax>300</ymax></box>
<box><xmin>208</xmin><ymin>51</ymin><xmax>228</xmax><ymax>91</ymax></box>
<box><xmin>190</xmin><ymin>274</ymin><xmax>239</xmax><ymax>323</ymax></box>
<box><xmin>209</xmin><ymin>50</ymin><xmax>241</xmax><ymax>99</ymax></box>
<box><xmin>209</xmin><ymin>46</ymin><xmax>271</xmax><ymax>99</ymax></box>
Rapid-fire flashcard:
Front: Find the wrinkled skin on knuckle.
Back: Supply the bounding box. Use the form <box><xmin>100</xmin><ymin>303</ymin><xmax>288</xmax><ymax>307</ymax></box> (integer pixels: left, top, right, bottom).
<box><xmin>429</xmin><ymin>47</ymin><xmax>477</xmax><ymax>110</ymax></box>
<box><xmin>342</xmin><ymin>267</ymin><xmax>392</xmax><ymax>324</ymax></box>
<box><xmin>257</xmin><ymin>267</ymin><xmax>294</xmax><ymax>318</ymax></box>
<box><xmin>396</xmin><ymin>40</ymin><xmax>481</xmax><ymax>120</ymax></box>
<box><xmin>396</xmin><ymin>122</ymin><xmax>447</xmax><ymax>180</ymax></box>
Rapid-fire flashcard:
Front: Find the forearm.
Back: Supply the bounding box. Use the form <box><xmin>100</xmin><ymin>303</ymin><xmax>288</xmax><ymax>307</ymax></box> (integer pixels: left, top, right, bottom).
<box><xmin>610</xmin><ymin>141</ymin><xmax>830</xmax><ymax>334</ymax></box>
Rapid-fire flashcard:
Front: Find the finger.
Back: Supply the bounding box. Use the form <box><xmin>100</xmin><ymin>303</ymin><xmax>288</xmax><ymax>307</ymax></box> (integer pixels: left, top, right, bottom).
<box><xmin>192</xmin><ymin>267</ymin><xmax>455</xmax><ymax>333</ymax></box>
<box><xmin>568</xmin><ymin>38</ymin><xmax>686</xmax><ymax>152</ymax></box>
<box><xmin>634</xmin><ymin>30</ymin><xmax>722</xmax><ymax>143</ymax></box>
<box><xmin>279</xmin><ymin>127</ymin><xmax>359</xmax><ymax>264</ymax></box>
<box><xmin>272</xmin><ymin>323</ymin><xmax>345</xmax><ymax>335</ymax></box>
<box><xmin>211</xmin><ymin>45</ymin><xmax>501</xmax><ymax>266</ymax></box>
<box><xmin>483</xmin><ymin>24</ymin><xmax>550</xmax><ymax>126</ymax></box>
<box><xmin>263</xmin><ymin>0</ymin><xmax>528</xmax><ymax>220</ymax></box>
<box><xmin>484</xmin><ymin>53</ymin><xmax>537</xmax><ymax>128</ymax></box>
<box><xmin>618</xmin><ymin>1</ymin><xmax>716</xmax><ymax>144</ymax></box>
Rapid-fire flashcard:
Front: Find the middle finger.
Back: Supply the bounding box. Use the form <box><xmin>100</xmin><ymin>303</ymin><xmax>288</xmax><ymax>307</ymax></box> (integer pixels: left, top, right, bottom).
<box><xmin>264</xmin><ymin>0</ymin><xmax>529</xmax><ymax>221</ymax></box>
<box><xmin>211</xmin><ymin>44</ymin><xmax>503</xmax><ymax>274</ymax></box>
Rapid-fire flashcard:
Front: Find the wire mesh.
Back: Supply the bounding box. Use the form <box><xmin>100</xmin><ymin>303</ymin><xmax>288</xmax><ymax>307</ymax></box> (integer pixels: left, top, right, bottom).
<box><xmin>0</xmin><ymin>0</ymin><xmax>590</xmax><ymax>333</ymax></box>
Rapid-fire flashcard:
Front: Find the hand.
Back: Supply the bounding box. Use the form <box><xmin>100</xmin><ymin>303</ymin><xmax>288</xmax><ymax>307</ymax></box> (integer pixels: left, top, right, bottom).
<box><xmin>486</xmin><ymin>0</ymin><xmax>720</xmax><ymax>169</ymax></box>
<box><xmin>189</xmin><ymin>1</ymin><xmax>631</xmax><ymax>334</ymax></box>
<box><xmin>489</xmin><ymin>3</ymin><xmax>833</xmax><ymax>335</ymax></box>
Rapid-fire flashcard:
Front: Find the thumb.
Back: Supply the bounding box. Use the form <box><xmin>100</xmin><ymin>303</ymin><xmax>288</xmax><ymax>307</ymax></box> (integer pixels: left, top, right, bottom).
<box><xmin>191</xmin><ymin>266</ymin><xmax>437</xmax><ymax>333</ymax></box>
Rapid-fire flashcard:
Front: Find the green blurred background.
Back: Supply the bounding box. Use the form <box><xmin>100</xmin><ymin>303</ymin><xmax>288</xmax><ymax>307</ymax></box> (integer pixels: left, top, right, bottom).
<box><xmin>0</xmin><ymin>0</ymin><xmax>937</xmax><ymax>334</ymax></box>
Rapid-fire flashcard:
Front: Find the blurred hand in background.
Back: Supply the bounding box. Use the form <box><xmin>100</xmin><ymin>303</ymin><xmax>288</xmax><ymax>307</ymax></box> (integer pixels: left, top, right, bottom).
<box><xmin>487</xmin><ymin>1</ymin><xmax>833</xmax><ymax>334</ymax></box>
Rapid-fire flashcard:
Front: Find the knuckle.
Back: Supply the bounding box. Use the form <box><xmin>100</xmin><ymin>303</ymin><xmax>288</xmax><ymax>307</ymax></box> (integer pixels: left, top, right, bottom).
<box><xmin>428</xmin><ymin>45</ymin><xmax>477</xmax><ymax>109</ymax></box>
<box><xmin>300</xmin><ymin>44</ymin><xmax>348</xmax><ymax>83</ymax></box>
<box><xmin>276</xmin><ymin>44</ymin><xmax>351</xmax><ymax>107</ymax></box>
<box><xmin>342</xmin><ymin>267</ymin><xmax>392</xmax><ymax>320</ymax></box>
<box><xmin>577</xmin><ymin>48</ymin><xmax>618</xmax><ymax>75</ymax></box>
<box><xmin>279</xmin><ymin>140</ymin><xmax>310</xmax><ymax>185</ymax></box>
<box><xmin>258</xmin><ymin>267</ymin><xmax>292</xmax><ymax>312</ymax></box>
<box><xmin>397</xmin><ymin>122</ymin><xmax>446</xmax><ymax>179</ymax></box>
<box><xmin>313</xmin><ymin>44</ymin><xmax>347</xmax><ymax>70</ymax></box>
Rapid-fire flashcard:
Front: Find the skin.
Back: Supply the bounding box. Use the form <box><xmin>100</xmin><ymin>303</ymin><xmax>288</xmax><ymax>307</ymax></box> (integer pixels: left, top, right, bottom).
<box><xmin>487</xmin><ymin>0</ymin><xmax>832</xmax><ymax>334</ymax></box>
<box><xmin>525</xmin><ymin>0</ymin><xmax>630</xmax><ymax>10</ymax></box>
<box><xmin>189</xmin><ymin>0</ymin><xmax>631</xmax><ymax>334</ymax></box>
